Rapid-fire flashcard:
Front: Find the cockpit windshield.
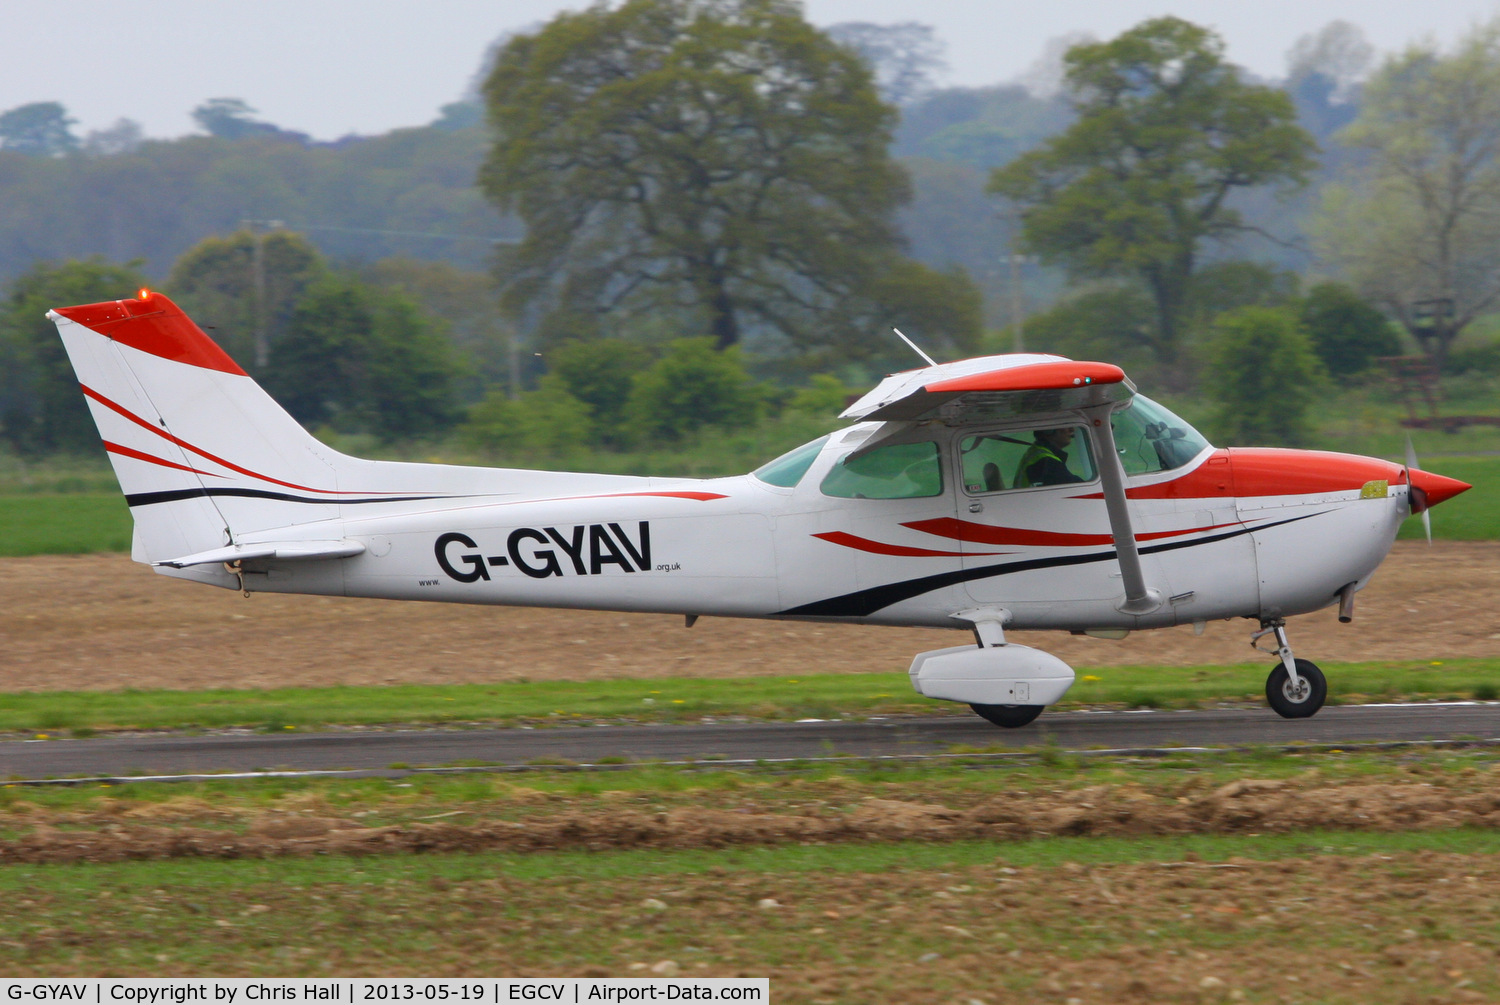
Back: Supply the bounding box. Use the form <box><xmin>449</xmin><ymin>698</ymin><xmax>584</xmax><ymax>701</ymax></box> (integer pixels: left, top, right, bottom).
<box><xmin>1111</xmin><ymin>395</ymin><xmax>1210</xmax><ymax>475</ymax></box>
<box><xmin>751</xmin><ymin>435</ymin><xmax>829</xmax><ymax>487</ymax></box>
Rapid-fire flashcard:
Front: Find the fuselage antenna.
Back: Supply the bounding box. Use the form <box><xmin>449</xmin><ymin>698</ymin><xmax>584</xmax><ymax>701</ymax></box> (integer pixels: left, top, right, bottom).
<box><xmin>893</xmin><ymin>327</ymin><xmax>938</xmax><ymax>367</ymax></box>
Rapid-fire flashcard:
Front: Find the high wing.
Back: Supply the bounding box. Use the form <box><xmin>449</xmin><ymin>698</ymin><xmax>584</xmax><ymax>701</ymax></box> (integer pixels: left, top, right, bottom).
<box><xmin>842</xmin><ymin>355</ymin><xmax>1135</xmax><ymax>424</ymax></box>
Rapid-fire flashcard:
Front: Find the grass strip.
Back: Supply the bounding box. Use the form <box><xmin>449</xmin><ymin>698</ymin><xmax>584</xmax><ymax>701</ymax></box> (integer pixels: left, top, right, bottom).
<box><xmin>1</xmin><ymin>827</ymin><xmax>1497</xmax><ymax>892</ymax></box>
<box><xmin>0</xmin><ymin>493</ymin><xmax>131</xmax><ymax>556</ymax></box>
<box><xmin>3</xmin><ymin>658</ymin><xmax>1498</xmax><ymax>735</ymax></box>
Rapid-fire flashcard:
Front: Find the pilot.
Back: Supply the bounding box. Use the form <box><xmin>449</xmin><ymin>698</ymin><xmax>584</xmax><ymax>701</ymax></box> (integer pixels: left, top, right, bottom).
<box><xmin>1015</xmin><ymin>427</ymin><xmax>1083</xmax><ymax>488</ymax></box>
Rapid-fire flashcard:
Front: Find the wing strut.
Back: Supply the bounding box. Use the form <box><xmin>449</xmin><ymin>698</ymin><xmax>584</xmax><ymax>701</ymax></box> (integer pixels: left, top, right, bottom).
<box><xmin>1082</xmin><ymin>403</ymin><xmax>1162</xmax><ymax>615</ymax></box>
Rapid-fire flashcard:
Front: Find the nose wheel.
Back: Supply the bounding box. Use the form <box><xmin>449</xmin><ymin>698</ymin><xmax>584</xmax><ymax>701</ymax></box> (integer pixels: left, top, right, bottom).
<box><xmin>1252</xmin><ymin>620</ymin><xmax>1328</xmax><ymax>719</ymax></box>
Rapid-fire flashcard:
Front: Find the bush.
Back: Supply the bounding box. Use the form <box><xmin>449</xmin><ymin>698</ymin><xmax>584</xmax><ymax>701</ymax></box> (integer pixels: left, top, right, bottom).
<box><xmin>1299</xmin><ymin>281</ymin><xmax>1401</xmax><ymax>376</ymax></box>
<box><xmin>624</xmin><ymin>339</ymin><xmax>764</xmax><ymax>443</ymax></box>
<box><xmin>1206</xmin><ymin>306</ymin><xmax>1325</xmax><ymax>446</ymax></box>
<box><xmin>460</xmin><ymin>377</ymin><xmax>594</xmax><ymax>460</ymax></box>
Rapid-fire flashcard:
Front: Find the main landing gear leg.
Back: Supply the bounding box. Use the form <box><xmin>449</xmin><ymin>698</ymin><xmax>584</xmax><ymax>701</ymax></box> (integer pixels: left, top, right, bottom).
<box><xmin>1251</xmin><ymin>619</ymin><xmax>1327</xmax><ymax>719</ymax></box>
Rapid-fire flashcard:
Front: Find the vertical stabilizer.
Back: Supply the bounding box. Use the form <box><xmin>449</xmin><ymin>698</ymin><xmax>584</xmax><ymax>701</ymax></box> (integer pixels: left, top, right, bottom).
<box><xmin>49</xmin><ymin>290</ymin><xmax>344</xmax><ymax>565</ymax></box>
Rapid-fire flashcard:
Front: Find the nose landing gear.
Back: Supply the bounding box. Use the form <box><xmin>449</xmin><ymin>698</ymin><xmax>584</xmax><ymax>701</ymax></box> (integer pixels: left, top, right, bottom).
<box><xmin>1251</xmin><ymin>620</ymin><xmax>1327</xmax><ymax>719</ymax></box>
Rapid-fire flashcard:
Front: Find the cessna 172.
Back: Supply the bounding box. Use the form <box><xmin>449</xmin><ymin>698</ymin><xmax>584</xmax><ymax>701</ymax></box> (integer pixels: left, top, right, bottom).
<box><xmin>50</xmin><ymin>291</ymin><xmax>1470</xmax><ymax>726</ymax></box>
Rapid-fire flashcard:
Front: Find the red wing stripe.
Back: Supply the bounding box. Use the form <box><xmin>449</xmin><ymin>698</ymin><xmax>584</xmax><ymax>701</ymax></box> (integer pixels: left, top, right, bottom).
<box><xmin>80</xmin><ymin>384</ymin><xmax>404</xmax><ymax>496</ymax></box>
<box><xmin>903</xmin><ymin>517</ymin><xmax>1241</xmax><ymax>547</ymax></box>
<box><xmin>813</xmin><ymin>531</ymin><xmax>1009</xmax><ymax>557</ymax></box>
<box><xmin>104</xmin><ymin>441</ymin><xmax>222</xmax><ymax>478</ymax></box>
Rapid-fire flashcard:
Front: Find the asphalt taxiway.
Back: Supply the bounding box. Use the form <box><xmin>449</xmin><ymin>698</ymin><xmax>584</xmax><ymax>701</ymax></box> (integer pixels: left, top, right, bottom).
<box><xmin>2</xmin><ymin>703</ymin><xmax>1497</xmax><ymax>782</ymax></box>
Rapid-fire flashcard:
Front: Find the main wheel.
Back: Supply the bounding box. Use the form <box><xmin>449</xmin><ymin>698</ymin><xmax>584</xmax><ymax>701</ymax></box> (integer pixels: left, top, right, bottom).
<box><xmin>1265</xmin><ymin>659</ymin><xmax>1327</xmax><ymax>719</ymax></box>
<box><xmin>970</xmin><ymin>703</ymin><xmax>1045</xmax><ymax>728</ymax></box>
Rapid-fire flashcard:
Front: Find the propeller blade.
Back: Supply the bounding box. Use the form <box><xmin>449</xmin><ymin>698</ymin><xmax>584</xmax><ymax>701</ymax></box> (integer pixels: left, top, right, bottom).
<box><xmin>1423</xmin><ymin>508</ymin><xmax>1433</xmax><ymax>545</ymax></box>
<box><xmin>1405</xmin><ymin>434</ymin><xmax>1433</xmax><ymax>545</ymax></box>
<box><xmin>1405</xmin><ymin>433</ymin><xmax>1420</xmax><ymax>473</ymax></box>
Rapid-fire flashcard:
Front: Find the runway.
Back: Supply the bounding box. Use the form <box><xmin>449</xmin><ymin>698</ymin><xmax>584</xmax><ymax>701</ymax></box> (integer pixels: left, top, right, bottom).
<box><xmin>3</xmin><ymin>703</ymin><xmax>1498</xmax><ymax>782</ymax></box>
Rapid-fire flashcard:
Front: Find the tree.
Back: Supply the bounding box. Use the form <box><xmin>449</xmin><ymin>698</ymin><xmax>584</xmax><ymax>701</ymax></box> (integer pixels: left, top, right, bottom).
<box><xmin>1299</xmin><ymin>282</ymin><xmax>1401</xmax><ymax>376</ymax></box>
<box><xmin>167</xmin><ymin>229</ymin><xmax>325</xmax><ymax>374</ymax></box>
<box><xmin>624</xmin><ymin>338</ymin><xmax>762</xmax><ymax>442</ymax></box>
<box><xmin>480</xmin><ymin>0</ymin><xmax>976</xmax><ymax>361</ymax></box>
<box><xmin>263</xmin><ymin>274</ymin><xmax>462</xmax><ymax>440</ymax></box>
<box><xmin>192</xmin><ymin>98</ymin><xmax>279</xmax><ymax>140</ymax></box>
<box><xmin>547</xmin><ymin>338</ymin><xmax>652</xmax><ymax>444</ymax></box>
<box><xmin>989</xmin><ymin>18</ymin><xmax>1316</xmax><ymax>367</ymax></box>
<box><xmin>1313</xmin><ymin>21</ymin><xmax>1500</xmax><ymax>368</ymax></box>
<box><xmin>0</xmin><ymin>258</ymin><xmax>150</xmax><ymax>454</ymax></box>
<box><xmin>1206</xmin><ymin>307</ymin><xmax>1324</xmax><ymax>447</ymax></box>
<box><xmin>82</xmin><ymin>118</ymin><xmax>144</xmax><ymax>157</ymax></box>
<box><xmin>0</xmin><ymin>102</ymin><xmax>78</xmax><ymax>156</ymax></box>
<box><xmin>825</xmin><ymin>22</ymin><xmax>945</xmax><ymax>106</ymax></box>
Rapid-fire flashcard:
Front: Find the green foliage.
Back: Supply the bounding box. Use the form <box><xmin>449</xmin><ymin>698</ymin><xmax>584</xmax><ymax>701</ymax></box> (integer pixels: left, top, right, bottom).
<box><xmin>547</xmin><ymin>339</ymin><xmax>652</xmax><ymax>445</ymax></box>
<box><xmin>1314</xmin><ymin>21</ymin><xmax>1500</xmax><ymax>366</ymax></box>
<box><xmin>191</xmin><ymin>98</ymin><xmax>281</xmax><ymax>140</ymax></box>
<box><xmin>1299</xmin><ymin>282</ymin><xmax>1402</xmax><ymax>376</ymax></box>
<box><xmin>894</xmin><ymin>85</ymin><xmax>1073</xmax><ymax>169</ymax></box>
<box><xmin>480</xmin><ymin>0</ymin><xmax>975</xmax><ymax>359</ymax></box>
<box><xmin>0</xmin><ymin>257</ymin><xmax>151</xmax><ymax>454</ymax></box>
<box><xmin>360</xmin><ymin>257</ymin><xmax>513</xmax><ymax>396</ymax></box>
<box><xmin>787</xmin><ymin>374</ymin><xmax>855</xmax><ymax>417</ymax></box>
<box><xmin>263</xmin><ymin>274</ymin><xmax>462</xmax><ymax>440</ymax></box>
<box><xmin>1205</xmin><ymin>306</ymin><xmax>1325</xmax><ymax>446</ymax></box>
<box><xmin>0</xmin><ymin>101</ymin><xmax>78</xmax><ymax>156</ymax></box>
<box><xmin>167</xmin><ymin>229</ymin><xmax>325</xmax><ymax>373</ymax></box>
<box><xmin>990</xmin><ymin>18</ymin><xmax>1316</xmax><ymax>367</ymax></box>
<box><xmin>624</xmin><ymin>338</ymin><xmax>763</xmax><ymax>443</ymax></box>
<box><xmin>459</xmin><ymin>378</ymin><xmax>595</xmax><ymax>461</ymax></box>
<box><xmin>1013</xmin><ymin>286</ymin><xmax>1156</xmax><ymax>366</ymax></box>
<box><xmin>0</xmin><ymin>120</ymin><xmax>507</xmax><ymax>285</ymax></box>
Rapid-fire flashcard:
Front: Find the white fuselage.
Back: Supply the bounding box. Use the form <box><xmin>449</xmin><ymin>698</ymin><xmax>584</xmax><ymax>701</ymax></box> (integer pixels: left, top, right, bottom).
<box><xmin>168</xmin><ymin>424</ymin><xmax>1410</xmax><ymax>636</ymax></box>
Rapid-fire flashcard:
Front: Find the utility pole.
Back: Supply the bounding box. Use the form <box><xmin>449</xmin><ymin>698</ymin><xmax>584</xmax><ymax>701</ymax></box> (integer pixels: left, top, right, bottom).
<box><xmin>242</xmin><ymin>218</ymin><xmax>284</xmax><ymax>372</ymax></box>
<box><xmin>1003</xmin><ymin>206</ymin><xmax>1026</xmax><ymax>354</ymax></box>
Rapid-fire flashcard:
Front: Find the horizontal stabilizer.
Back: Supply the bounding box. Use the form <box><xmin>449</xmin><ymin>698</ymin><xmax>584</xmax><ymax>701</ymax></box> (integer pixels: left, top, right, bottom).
<box><xmin>155</xmin><ymin>540</ymin><xmax>366</xmax><ymax>569</ymax></box>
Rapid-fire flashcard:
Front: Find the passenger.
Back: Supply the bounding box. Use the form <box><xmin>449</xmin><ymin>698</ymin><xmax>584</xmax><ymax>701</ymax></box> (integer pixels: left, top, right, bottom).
<box><xmin>1015</xmin><ymin>427</ymin><xmax>1083</xmax><ymax>488</ymax></box>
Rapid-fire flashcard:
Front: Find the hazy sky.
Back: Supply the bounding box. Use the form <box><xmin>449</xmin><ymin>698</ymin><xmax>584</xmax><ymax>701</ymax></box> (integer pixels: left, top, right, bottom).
<box><xmin>7</xmin><ymin>0</ymin><xmax>1500</xmax><ymax>141</ymax></box>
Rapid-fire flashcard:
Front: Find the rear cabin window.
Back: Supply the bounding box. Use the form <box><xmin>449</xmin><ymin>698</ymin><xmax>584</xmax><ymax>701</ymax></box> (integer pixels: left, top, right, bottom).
<box><xmin>958</xmin><ymin>426</ymin><xmax>1095</xmax><ymax>494</ymax></box>
<box><xmin>820</xmin><ymin>441</ymin><xmax>943</xmax><ymax>499</ymax></box>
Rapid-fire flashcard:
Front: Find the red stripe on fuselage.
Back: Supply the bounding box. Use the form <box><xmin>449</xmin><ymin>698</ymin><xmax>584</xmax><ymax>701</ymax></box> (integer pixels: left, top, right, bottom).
<box><xmin>812</xmin><ymin>531</ymin><xmax>1009</xmax><ymax>557</ymax></box>
<box><xmin>902</xmin><ymin>517</ymin><xmax>1241</xmax><ymax>547</ymax></box>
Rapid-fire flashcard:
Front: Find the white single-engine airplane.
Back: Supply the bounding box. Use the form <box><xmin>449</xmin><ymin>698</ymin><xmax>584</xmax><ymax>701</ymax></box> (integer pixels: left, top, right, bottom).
<box><xmin>50</xmin><ymin>291</ymin><xmax>1470</xmax><ymax>726</ymax></box>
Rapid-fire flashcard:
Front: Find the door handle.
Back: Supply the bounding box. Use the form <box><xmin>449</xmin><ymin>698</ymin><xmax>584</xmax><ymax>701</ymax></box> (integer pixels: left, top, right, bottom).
<box><xmin>968</xmin><ymin>501</ymin><xmax>983</xmax><ymax>513</ymax></box>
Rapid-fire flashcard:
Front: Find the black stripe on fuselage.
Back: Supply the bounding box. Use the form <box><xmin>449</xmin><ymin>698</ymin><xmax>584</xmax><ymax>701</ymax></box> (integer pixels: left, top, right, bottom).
<box><xmin>778</xmin><ymin>514</ymin><xmax>1321</xmax><ymax>617</ymax></box>
<box><xmin>125</xmin><ymin>487</ymin><xmax>450</xmax><ymax>508</ymax></box>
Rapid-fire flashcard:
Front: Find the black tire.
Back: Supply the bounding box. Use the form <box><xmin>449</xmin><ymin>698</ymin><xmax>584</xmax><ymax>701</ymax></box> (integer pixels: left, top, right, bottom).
<box><xmin>970</xmin><ymin>703</ymin><xmax>1045</xmax><ymax>728</ymax></box>
<box><xmin>1265</xmin><ymin>659</ymin><xmax>1327</xmax><ymax>719</ymax></box>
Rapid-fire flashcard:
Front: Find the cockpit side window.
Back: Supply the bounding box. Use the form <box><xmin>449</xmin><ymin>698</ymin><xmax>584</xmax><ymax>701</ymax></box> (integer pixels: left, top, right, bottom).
<box><xmin>959</xmin><ymin>425</ymin><xmax>1095</xmax><ymax>494</ymax></box>
<box><xmin>820</xmin><ymin>441</ymin><xmax>943</xmax><ymax>499</ymax></box>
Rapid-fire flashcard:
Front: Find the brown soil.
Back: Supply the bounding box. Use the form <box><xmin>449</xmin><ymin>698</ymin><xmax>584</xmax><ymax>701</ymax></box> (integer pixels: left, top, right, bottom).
<box><xmin>2</xmin><ymin>543</ymin><xmax>1497</xmax><ymax>692</ymax></box>
<box><xmin>5</xmin><ymin>771</ymin><xmax>1499</xmax><ymax>865</ymax></box>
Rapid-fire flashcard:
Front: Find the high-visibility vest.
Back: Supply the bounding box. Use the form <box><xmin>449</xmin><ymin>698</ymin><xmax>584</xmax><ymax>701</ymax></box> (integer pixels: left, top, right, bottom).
<box><xmin>1014</xmin><ymin>443</ymin><xmax>1064</xmax><ymax>488</ymax></box>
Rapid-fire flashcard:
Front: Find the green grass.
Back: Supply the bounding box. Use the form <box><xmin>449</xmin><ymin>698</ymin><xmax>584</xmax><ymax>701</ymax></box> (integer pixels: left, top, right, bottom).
<box><xmin>0</xmin><ymin>493</ymin><xmax>131</xmax><ymax>555</ymax></box>
<box><xmin>1394</xmin><ymin>454</ymin><xmax>1497</xmax><ymax>539</ymax></box>
<box><xmin>3</xmin><ymin>659</ymin><xmax>1496</xmax><ymax>736</ymax></box>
